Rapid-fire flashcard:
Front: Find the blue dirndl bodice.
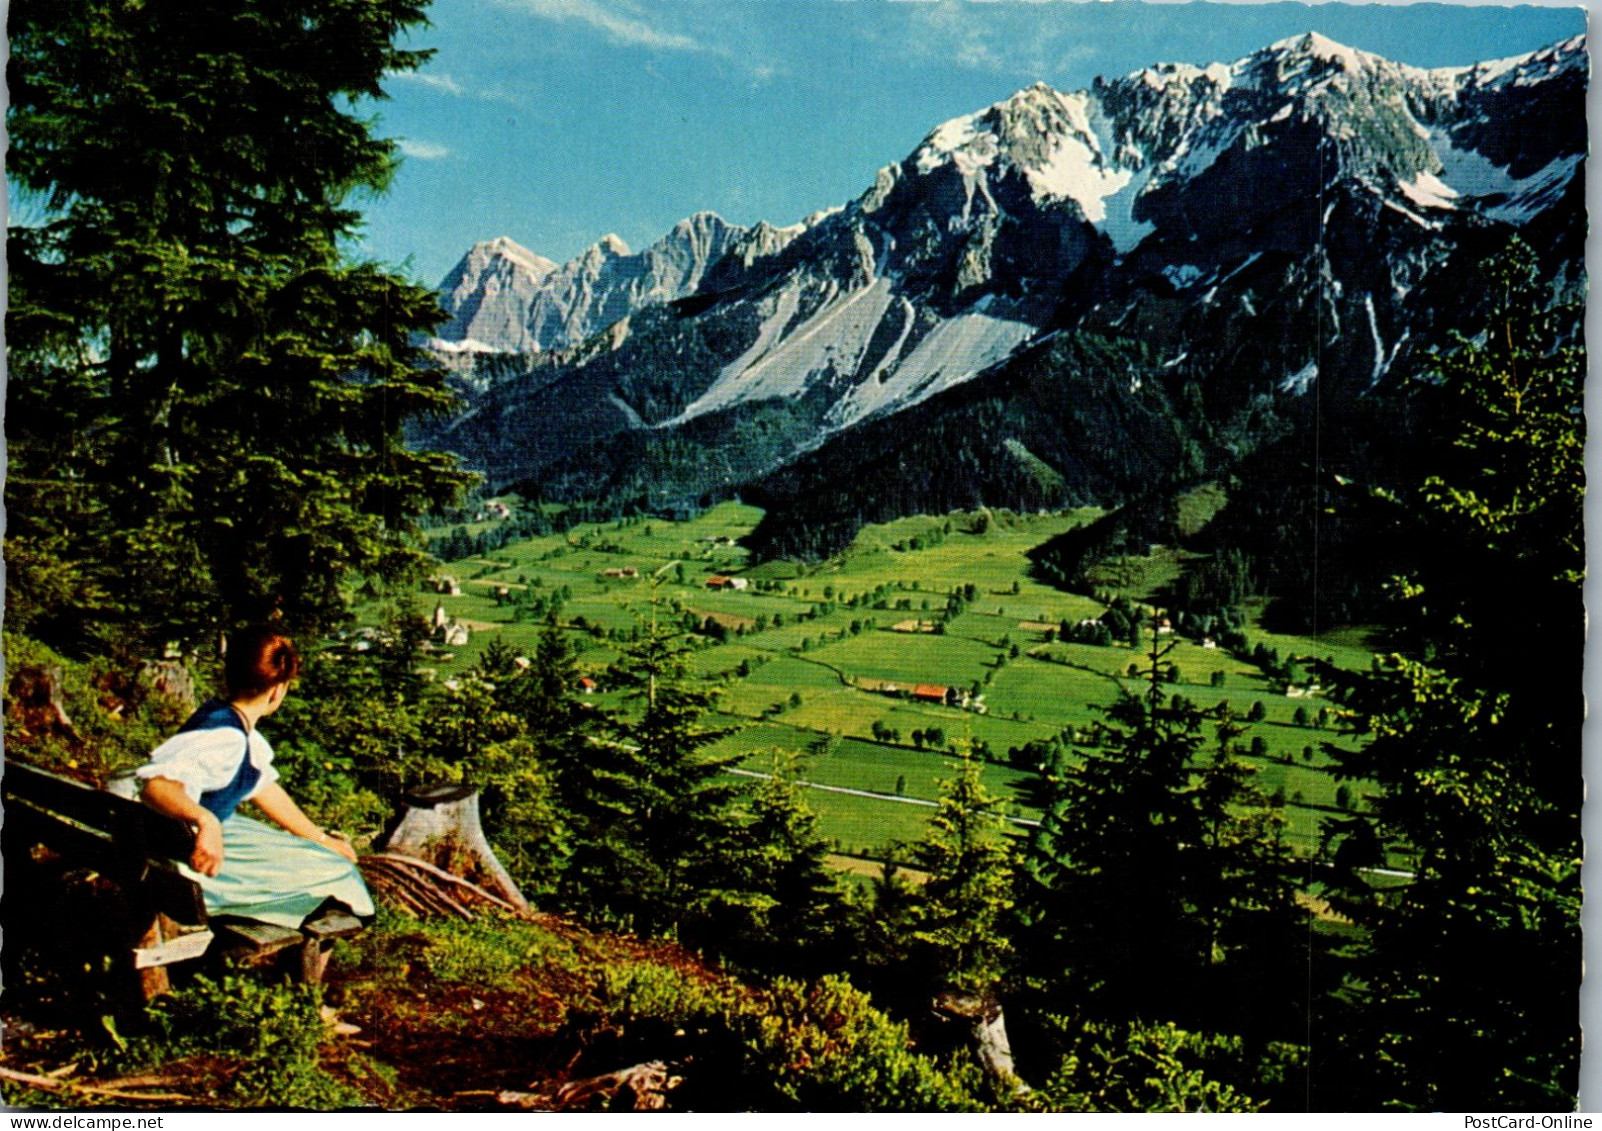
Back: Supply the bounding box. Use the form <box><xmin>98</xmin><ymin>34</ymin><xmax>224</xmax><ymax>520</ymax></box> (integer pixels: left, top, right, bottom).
<box><xmin>177</xmin><ymin>699</ymin><xmax>260</xmax><ymax>822</ymax></box>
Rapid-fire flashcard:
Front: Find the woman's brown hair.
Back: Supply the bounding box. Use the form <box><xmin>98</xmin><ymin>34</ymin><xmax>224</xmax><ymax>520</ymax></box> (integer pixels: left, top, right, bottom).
<box><xmin>224</xmin><ymin>626</ymin><xmax>301</xmax><ymax>698</ymax></box>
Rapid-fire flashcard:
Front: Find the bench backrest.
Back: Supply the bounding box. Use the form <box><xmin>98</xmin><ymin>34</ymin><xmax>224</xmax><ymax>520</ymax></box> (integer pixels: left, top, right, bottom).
<box><xmin>4</xmin><ymin>759</ymin><xmax>206</xmax><ymax>924</ymax></box>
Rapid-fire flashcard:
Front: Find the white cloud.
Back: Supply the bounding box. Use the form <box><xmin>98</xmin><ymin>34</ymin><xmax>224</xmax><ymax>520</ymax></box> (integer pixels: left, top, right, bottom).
<box><xmin>502</xmin><ymin>0</ymin><xmax>702</xmax><ymax>52</ymax></box>
<box><xmin>499</xmin><ymin>0</ymin><xmax>701</xmax><ymax>51</ymax></box>
<box><xmin>398</xmin><ymin>139</ymin><xmax>451</xmax><ymax>161</ymax></box>
<box><xmin>388</xmin><ymin>71</ymin><xmax>467</xmax><ymax>96</ymax></box>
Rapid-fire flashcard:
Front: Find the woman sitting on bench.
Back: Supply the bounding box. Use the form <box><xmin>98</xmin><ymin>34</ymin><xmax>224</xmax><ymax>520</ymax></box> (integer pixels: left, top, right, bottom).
<box><xmin>137</xmin><ymin>626</ymin><xmax>374</xmax><ymax>930</ymax></box>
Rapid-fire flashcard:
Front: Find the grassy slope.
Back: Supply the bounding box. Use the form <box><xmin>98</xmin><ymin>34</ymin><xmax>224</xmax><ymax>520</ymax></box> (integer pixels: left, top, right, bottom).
<box><xmin>0</xmin><ymin>907</ymin><xmax>749</xmax><ymax>1111</ymax></box>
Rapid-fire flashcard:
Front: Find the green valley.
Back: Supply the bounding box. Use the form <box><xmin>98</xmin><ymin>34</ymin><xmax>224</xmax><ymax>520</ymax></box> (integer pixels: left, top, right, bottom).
<box><xmin>404</xmin><ymin>499</ymin><xmax>1380</xmax><ymax>863</ymax></box>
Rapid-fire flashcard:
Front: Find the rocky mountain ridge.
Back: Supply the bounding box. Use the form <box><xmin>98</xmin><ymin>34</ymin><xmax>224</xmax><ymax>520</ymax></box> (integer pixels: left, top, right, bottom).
<box><xmin>418</xmin><ymin>31</ymin><xmax>1586</xmax><ymax>552</ymax></box>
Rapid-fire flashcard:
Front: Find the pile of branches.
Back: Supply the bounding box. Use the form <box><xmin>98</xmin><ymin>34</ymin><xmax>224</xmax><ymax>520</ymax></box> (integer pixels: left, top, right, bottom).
<box><xmin>359</xmin><ymin>853</ymin><xmax>528</xmax><ymax>921</ymax></box>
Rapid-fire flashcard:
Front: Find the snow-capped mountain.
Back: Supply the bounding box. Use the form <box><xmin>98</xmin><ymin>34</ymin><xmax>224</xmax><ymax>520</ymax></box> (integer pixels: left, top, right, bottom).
<box><xmin>433</xmin><ymin>236</ymin><xmax>559</xmax><ymax>356</ymax></box>
<box><xmin>433</xmin><ymin>211</ymin><xmax>746</xmax><ymax>356</ymax></box>
<box><xmin>422</xmin><ymin>31</ymin><xmax>1586</xmax><ymax>539</ymax></box>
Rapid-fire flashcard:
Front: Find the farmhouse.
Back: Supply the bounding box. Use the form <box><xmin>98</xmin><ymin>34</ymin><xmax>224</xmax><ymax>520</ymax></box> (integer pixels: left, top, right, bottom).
<box><xmin>601</xmin><ymin>567</ymin><xmax>639</xmax><ymax>579</ymax></box>
<box><xmin>889</xmin><ymin>620</ymin><xmax>939</xmax><ymax>634</ymax></box>
<box><xmin>912</xmin><ymin>684</ymin><xmax>949</xmax><ymax>705</ymax></box>
<box><xmin>706</xmin><ymin>576</ymin><xmax>749</xmax><ymax>590</ymax></box>
<box><xmin>578</xmin><ymin>677</ymin><xmax>597</xmax><ymax>694</ymax></box>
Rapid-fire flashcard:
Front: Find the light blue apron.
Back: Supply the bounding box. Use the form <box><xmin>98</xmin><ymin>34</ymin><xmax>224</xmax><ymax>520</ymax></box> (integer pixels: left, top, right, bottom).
<box><xmin>183</xmin><ymin>814</ymin><xmax>375</xmax><ymax>929</ymax></box>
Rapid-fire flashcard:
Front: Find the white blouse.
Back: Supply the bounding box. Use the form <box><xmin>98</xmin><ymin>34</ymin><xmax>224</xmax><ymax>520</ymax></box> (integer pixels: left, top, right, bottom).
<box><xmin>135</xmin><ymin>724</ymin><xmax>280</xmax><ymax>806</ymax></box>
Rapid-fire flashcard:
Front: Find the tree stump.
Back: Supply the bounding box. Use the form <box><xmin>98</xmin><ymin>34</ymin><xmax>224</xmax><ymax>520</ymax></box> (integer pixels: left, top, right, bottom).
<box><xmin>379</xmin><ymin>785</ymin><xmax>529</xmax><ymax>911</ymax></box>
<box><xmin>6</xmin><ymin>665</ymin><xmax>84</xmax><ymax>749</ymax></box>
<box><xmin>931</xmin><ymin>989</ymin><xmax>1029</xmax><ymax>1095</ymax></box>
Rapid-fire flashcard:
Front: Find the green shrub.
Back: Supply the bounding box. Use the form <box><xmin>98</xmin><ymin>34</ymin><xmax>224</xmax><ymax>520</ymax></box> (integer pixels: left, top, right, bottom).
<box><xmin>1024</xmin><ymin>1016</ymin><xmax>1264</xmax><ymax>1112</ymax></box>
<box><xmin>733</xmin><ymin>976</ymin><xmax>987</xmax><ymax>1112</ymax></box>
<box><xmin>133</xmin><ymin>976</ymin><xmax>360</xmax><ymax>1108</ymax></box>
<box><xmin>598</xmin><ymin>962</ymin><xmax>733</xmax><ymax>1027</ymax></box>
<box><xmin>2</xmin><ymin>632</ymin><xmax>193</xmax><ymax>783</ymax></box>
<box><xmin>420</xmin><ymin>916</ymin><xmax>541</xmax><ymax>990</ymax></box>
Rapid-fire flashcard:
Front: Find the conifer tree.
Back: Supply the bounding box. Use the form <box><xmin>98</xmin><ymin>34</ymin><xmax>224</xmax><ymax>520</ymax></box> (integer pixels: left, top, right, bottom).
<box><xmin>1016</xmin><ymin>615</ymin><xmax>1307</xmax><ymax>1036</ymax></box>
<box><xmin>6</xmin><ymin>0</ymin><xmax>470</xmax><ymax>652</ymax></box>
<box><xmin>500</xmin><ymin>625</ymin><xmax>595</xmax><ymax>814</ymax></box>
<box><xmin>721</xmin><ymin>744</ymin><xmax>849</xmax><ymax>976</ymax></box>
<box><xmin>912</xmin><ymin>750</ymin><xmax>1015</xmax><ymax>996</ymax></box>
<box><xmin>1015</xmin><ymin>618</ymin><xmax>1207</xmax><ymax>1019</ymax></box>
<box><xmin>559</xmin><ymin>588</ymin><xmax>746</xmax><ymax>936</ymax></box>
<box><xmin>1315</xmin><ymin>241</ymin><xmax>1582</xmax><ymax>1109</ymax></box>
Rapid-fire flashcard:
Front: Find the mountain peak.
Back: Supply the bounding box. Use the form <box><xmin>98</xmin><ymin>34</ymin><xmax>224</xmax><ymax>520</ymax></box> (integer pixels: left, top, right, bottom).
<box><xmin>1277</xmin><ymin>31</ymin><xmax>1367</xmax><ymax>67</ymax></box>
<box><xmin>469</xmin><ymin>236</ymin><xmax>557</xmax><ymax>278</ymax></box>
<box><xmin>675</xmin><ymin>210</ymin><xmax>731</xmax><ymax>231</ymax></box>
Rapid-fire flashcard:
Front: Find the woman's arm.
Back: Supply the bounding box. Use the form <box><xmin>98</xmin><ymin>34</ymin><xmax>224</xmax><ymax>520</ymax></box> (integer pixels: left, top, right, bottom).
<box><xmin>250</xmin><ymin>781</ymin><xmax>359</xmax><ymax>863</ymax></box>
<box><xmin>142</xmin><ymin>777</ymin><xmax>226</xmax><ymax>877</ymax></box>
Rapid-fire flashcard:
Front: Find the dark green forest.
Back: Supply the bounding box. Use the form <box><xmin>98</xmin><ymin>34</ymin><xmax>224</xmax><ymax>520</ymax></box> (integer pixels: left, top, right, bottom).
<box><xmin>2</xmin><ymin>0</ymin><xmax>1583</xmax><ymax>1112</ymax></box>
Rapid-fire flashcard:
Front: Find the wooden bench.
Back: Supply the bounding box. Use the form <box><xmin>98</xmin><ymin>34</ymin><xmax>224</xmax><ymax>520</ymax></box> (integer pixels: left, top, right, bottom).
<box><xmin>2</xmin><ymin>760</ymin><xmax>363</xmax><ymax>998</ymax></box>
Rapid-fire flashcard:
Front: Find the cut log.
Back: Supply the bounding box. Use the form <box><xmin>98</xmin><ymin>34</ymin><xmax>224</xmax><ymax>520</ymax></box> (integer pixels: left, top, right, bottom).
<box><xmin>931</xmin><ymin>989</ymin><xmax>1029</xmax><ymax>1095</ymax></box>
<box><xmin>0</xmin><ymin>1065</ymin><xmax>188</xmax><ymax>1104</ymax></box>
<box><xmin>378</xmin><ymin>785</ymin><xmax>528</xmax><ymax>911</ymax></box>
<box><xmin>505</xmin><ymin>1060</ymin><xmax>678</xmax><ymax>1111</ymax></box>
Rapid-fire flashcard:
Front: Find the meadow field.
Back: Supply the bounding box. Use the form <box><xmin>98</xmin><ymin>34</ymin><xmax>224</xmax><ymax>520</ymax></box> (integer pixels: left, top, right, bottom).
<box><xmin>399</xmin><ymin>500</ymin><xmax>1384</xmax><ymax>863</ymax></box>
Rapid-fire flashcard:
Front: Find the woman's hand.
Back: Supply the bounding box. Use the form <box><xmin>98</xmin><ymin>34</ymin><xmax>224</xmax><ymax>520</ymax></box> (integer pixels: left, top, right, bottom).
<box><xmin>251</xmin><ymin>782</ymin><xmax>358</xmax><ymax>861</ymax></box>
<box><xmin>191</xmin><ymin>812</ymin><xmax>225</xmax><ymax>876</ymax></box>
<box><xmin>318</xmin><ymin>828</ymin><xmax>359</xmax><ymax>864</ymax></box>
<box><xmin>142</xmin><ymin>777</ymin><xmax>226</xmax><ymax>876</ymax></box>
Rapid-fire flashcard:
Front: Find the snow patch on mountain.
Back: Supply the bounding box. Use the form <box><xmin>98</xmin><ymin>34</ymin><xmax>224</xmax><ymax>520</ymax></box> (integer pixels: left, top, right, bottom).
<box><xmin>1281</xmin><ymin>361</ymin><xmax>1318</xmax><ymax>395</ymax></box>
<box><xmin>1399</xmin><ymin>171</ymin><xmax>1458</xmax><ymax>210</ymax></box>
<box><xmin>1032</xmin><ymin>133</ymin><xmax>1133</xmax><ymax>223</ymax></box>
<box><xmin>1428</xmin><ymin>129</ymin><xmax>1583</xmax><ymax>223</ymax></box>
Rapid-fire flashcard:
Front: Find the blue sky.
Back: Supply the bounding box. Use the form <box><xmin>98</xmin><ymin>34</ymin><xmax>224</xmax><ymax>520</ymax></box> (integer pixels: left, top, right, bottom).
<box><xmin>353</xmin><ymin>0</ymin><xmax>1587</xmax><ymax>285</ymax></box>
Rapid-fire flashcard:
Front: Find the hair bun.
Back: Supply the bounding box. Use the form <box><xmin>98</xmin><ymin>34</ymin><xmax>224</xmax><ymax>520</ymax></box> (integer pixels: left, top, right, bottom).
<box><xmin>225</xmin><ymin>626</ymin><xmax>302</xmax><ymax>698</ymax></box>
